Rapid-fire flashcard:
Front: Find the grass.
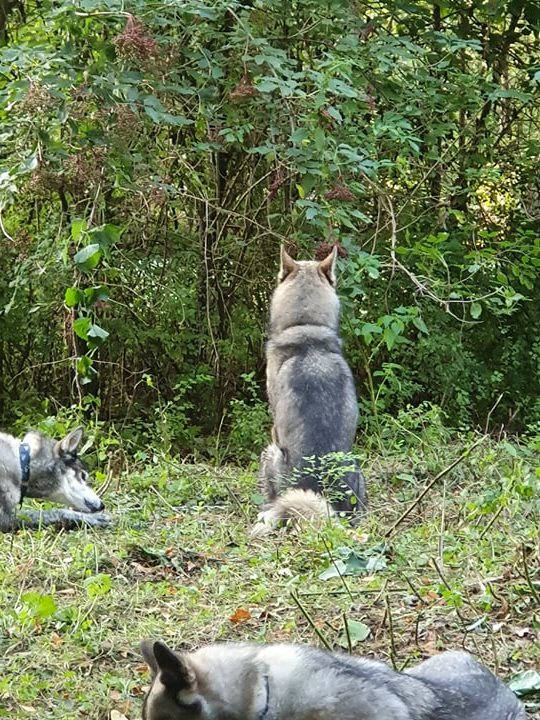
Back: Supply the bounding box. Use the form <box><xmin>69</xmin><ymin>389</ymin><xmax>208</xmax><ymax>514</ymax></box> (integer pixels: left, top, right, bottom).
<box><xmin>0</xmin><ymin>423</ymin><xmax>539</xmax><ymax>719</ymax></box>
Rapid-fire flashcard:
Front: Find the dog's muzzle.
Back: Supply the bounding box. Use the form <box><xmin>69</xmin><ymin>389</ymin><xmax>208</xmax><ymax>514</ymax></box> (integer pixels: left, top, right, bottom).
<box><xmin>85</xmin><ymin>498</ymin><xmax>105</xmax><ymax>513</ymax></box>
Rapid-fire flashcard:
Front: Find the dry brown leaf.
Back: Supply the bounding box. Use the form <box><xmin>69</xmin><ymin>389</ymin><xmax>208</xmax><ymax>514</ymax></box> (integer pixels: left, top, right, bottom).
<box><xmin>229</xmin><ymin>608</ymin><xmax>251</xmax><ymax>624</ymax></box>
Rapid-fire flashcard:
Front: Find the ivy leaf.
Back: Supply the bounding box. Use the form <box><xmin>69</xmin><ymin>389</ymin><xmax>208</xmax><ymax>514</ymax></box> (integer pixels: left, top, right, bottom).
<box><xmin>73</xmin><ymin>316</ymin><xmax>91</xmax><ymax>340</ymax></box>
<box><xmin>64</xmin><ymin>287</ymin><xmax>84</xmax><ymax>308</ymax></box>
<box><xmin>87</xmin><ymin>323</ymin><xmax>109</xmax><ymax>340</ymax></box>
<box><xmin>73</xmin><ymin>244</ymin><xmax>101</xmax><ymax>272</ymax></box>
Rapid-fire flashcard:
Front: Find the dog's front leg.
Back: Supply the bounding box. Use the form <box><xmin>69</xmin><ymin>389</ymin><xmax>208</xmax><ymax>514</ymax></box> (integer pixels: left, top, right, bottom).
<box><xmin>15</xmin><ymin>509</ymin><xmax>111</xmax><ymax>531</ymax></box>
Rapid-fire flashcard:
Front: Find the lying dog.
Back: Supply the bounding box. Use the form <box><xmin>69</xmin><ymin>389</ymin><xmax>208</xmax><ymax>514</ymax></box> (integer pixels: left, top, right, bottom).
<box><xmin>252</xmin><ymin>245</ymin><xmax>367</xmax><ymax>536</ymax></box>
<box><xmin>140</xmin><ymin>639</ymin><xmax>525</xmax><ymax>720</ymax></box>
<box><xmin>0</xmin><ymin>426</ymin><xmax>110</xmax><ymax>531</ymax></box>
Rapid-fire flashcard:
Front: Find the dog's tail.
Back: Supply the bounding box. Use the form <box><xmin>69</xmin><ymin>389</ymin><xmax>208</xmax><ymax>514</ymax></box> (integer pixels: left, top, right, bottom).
<box><xmin>251</xmin><ymin>488</ymin><xmax>334</xmax><ymax>538</ymax></box>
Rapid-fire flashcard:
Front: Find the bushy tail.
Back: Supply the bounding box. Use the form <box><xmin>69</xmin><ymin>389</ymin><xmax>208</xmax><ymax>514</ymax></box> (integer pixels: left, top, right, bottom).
<box><xmin>251</xmin><ymin>489</ymin><xmax>334</xmax><ymax>537</ymax></box>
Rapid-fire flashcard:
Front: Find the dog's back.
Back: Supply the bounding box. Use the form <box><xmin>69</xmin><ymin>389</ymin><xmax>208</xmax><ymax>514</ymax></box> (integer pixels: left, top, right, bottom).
<box><xmin>407</xmin><ymin>651</ymin><xmax>526</xmax><ymax>720</ymax></box>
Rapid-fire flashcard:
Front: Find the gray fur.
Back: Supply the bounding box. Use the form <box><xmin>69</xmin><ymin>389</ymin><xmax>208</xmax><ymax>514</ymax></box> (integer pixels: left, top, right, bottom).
<box><xmin>140</xmin><ymin>640</ymin><xmax>526</xmax><ymax>720</ymax></box>
<box><xmin>0</xmin><ymin>427</ymin><xmax>110</xmax><ymax>531</ymax></box>
<box><xmin>253</xmin><ymin>246</ymin><xmax>366</xmax><ymax>535</ymax></box>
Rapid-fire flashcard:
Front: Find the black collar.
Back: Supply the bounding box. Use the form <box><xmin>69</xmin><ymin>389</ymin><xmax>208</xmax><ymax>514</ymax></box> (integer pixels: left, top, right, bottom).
<box><xmin>258</xmin><ymin>675</ymin><xmax>270</xmax><ymax>720</ymax></box>
<box><xmin>19</xmin><ymin>442</ymin><xmax>31</xmax><ymax>505</ymax></box>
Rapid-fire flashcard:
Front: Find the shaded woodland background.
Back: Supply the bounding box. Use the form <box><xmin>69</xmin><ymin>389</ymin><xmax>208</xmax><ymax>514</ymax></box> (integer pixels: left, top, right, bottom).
<box><xmin>1</xmin><ymin>0</ymin><xmax>540</xmax><ymax>459</ymax></box>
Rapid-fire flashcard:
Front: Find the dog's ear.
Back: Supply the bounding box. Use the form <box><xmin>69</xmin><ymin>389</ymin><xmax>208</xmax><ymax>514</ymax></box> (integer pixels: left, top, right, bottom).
<box><xmin>142</xmin><ymin>640</ymin><xmax>195</xmax><ymax>693</ymax></box>
<box><xmin>318</xmin><ymin>245</ymin><xmax>337</xmax><ymax>285</ymax></box>
<box><xmin>56</xmin><ymin>427</ymin><xmax>83</xmax><ymax>457</ymax></box>
<box><xmin>140</xmin><ymin>640</ymin><xmax>160</xmax><ymax>676</ymax></box>
<box><xmin>279</xmin><ymin>246</ymin><xmax>298</xmax><ymax>282</ymax></box>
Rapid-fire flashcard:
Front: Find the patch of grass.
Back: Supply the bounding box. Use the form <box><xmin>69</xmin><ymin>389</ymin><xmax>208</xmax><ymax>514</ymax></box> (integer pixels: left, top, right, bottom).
<box><xmin>0</xmin><ymin>437</ymin><xmax>539</xmax><ymax>719</ymax></box>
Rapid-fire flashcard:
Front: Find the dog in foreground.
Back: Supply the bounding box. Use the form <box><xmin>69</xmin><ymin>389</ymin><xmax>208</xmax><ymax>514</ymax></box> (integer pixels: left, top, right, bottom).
<box><xmin>252</xmin><ymin>245</ymin><xmax>367</xmax><ymax>536</ymax></box>
<box><xmin>0</xmin><ymin>426</ymin><xmax>110</xmax><ymax>531</ymax></box>
<box><xmin>140</xmin><ymin>639</ymin><xmax>525</xmax><ymax>720</ymax></box>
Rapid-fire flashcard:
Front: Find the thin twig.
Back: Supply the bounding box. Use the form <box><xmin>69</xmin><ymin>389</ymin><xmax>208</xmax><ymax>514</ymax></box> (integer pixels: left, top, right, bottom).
<box><xmin>385</xmin><ymin>435</ymin><xmax>485</xmax><ymax>538</ymax></box>
<box><xmin>0</xmin><ymin>211</ymin><xmax>14</xmax><ymax>241</ymax></box>
<box><xmin>385</xmin><ymin>587</ymin><xmax>397</xmax><ymax>668</ymax></box>
<box><xmin>401</xmin><ymin>573</ymin><xmax>423</xmax><ymax>603</ymax></box>
<box><xmin>149</xmin><ymin>484</ymin><xmax>180</xmax><ymax>513</ymax></box>
<box><xmin>479</xmin><ymin>505</ymin><xmax>504</xmax><ymax>539</ymax></box>
<box><xmin>342</xmin><ymin>610</ymin><xmax>352</xmax><ymax>654</ymax></box>
<box><xmin>290</xmin><ymin>591</ymin><xmax>332</xmax><ymax>651</ymax></box>
<box><xmin>484</xmin><ymin>393</ymin><xmax>504</xmax><ymax>435</ymax></box>
<box><xmin>521</xmin><ymin>542</ymin><xmax>540</xmax><ymax>605</ymax></box>
<box><xmin>438</xmin><ymin>477</ymin><xmax>446</xmax><ymax>561</ymax></box>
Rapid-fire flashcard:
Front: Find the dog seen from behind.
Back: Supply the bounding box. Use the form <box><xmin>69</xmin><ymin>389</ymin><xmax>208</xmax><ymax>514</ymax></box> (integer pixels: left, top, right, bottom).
<box><xmin>252</xmin><ymin>245</ymin><xmax>367</xmax><ymax>536</ymax></box>
<box><xmin>0</xmin><ymin>426</ymin><xmax>110</xmax><ymax>531</ymax></box>
<box><xmin>140</xmin><ymin>639</ymin><xmax>525</xmax><ymax>720</ymax></box>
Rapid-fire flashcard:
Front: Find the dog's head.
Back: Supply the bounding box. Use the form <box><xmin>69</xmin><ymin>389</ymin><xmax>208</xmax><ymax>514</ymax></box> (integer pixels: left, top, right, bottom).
<box><xmin>23</xmin><ymin>427</ymin><xmax>105</xmax><ymax>513</ymax></box>
<box><xmin>278</xmin><ymin>245</ymin><xmax>337</xmax><ymax>286</ymax></box>
<box><xmin>140</xmin><ymin>641</ymin><xmax>204</xmax><ymax>720</ymax></box>
<box><xmin>270</xmin><ymin>246</ymin><xmax>340</xmax><ymax>333</ymax></box>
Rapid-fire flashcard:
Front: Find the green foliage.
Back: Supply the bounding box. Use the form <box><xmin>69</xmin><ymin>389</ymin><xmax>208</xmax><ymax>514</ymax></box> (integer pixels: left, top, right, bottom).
<box><xmin>1</xmin><ymin>0</ymin><xmax>540</xmax><ymax>452</ymax></box>
<box><xmin>224</xmin><ymin>372</ymin><xmax>270</xmax><ymax>462</ymax></box>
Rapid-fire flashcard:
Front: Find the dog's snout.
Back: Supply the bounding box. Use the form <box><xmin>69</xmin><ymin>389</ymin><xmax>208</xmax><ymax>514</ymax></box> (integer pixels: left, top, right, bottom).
<box><xmin>85</xmin><ymin>498</ymin><xmax>105</xmax><ymax>513</ymax></box>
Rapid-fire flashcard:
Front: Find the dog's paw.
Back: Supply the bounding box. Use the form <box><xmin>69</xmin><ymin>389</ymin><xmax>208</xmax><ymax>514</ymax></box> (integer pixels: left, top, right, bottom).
<box><xmin>83</xmin><ymin>512</ymin><xmax>112</xmax><ymax>528</ymax></box>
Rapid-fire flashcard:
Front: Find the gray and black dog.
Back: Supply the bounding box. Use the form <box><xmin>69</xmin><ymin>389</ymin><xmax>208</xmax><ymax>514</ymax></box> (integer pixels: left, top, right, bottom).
<box><xmin>252</xmin><ymin>245</ymin><xmax>366</xmax><ymax>536</ymax></box>
<box><xmin>140</xmin><ymin>639</ymin><xmax>526</xmax><ymax>720</ymax></box>
<box><xmin>0</xmin><ymin>426</ymin><xmax>110</xmax><ymax>531</ymax></box>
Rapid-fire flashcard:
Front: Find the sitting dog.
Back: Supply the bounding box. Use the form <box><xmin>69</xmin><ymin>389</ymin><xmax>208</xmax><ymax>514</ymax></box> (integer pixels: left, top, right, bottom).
<box><xmin>140</xmin><ymin>639</ymin><xmax>525</xmax><ymax>720</ymax></box>
<box><xmin>0</xmin><ymin>426</ymin><xmax>110</xmax><ymax>531</ymax></box>
<box><xmin>252</xmin><ymin>245</ymin><xmax>366</xmax><ymax>536</ymax></box>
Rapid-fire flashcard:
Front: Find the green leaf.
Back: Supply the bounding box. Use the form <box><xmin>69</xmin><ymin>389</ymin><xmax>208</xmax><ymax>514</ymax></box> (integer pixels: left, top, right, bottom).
<box><xmin>256</xmin><ymin>79</ymin><xmax>279</xmax><ymax>93</ymax></box>
<box><xmin>84</xmin><ymin>573</ymin><xmax>112</xmax><ymax>598</ymax></box>
<box><xmin>383</xmin><ymin>325</ymin><xmax>398</xmax><ymax>351</ymax></box>
<box><xmin>470</xmin><ymin>302</ymin><xmax>482</xmax><ymax>319</ymax></box>
<box><xmin>359</xmin><ymin>322</ymin><xmax>382</xmax><ymax>344</ymax></box>
<box><xmin>87</xmin><ymin>224</ymin><xmax>122</xmax><ymax>248</ymax></box>
<box><xmin>338</xmin><ymin>619</ymin><xmax>371</xmax><ymax>649</ymax></box>
<box><xmin>412</xmin><ymin>316</ymin><xmax>429</xmax><ymax>334</ymax></box>
<box><xmin>73</xmin><ymin>316</ymin><xmax>91</xmax><ymax>340</ymax></box>
<box><xmin>84</xmin><ymin>286</ymin><xmax>109</xmax><ymax>305</ymax></box>
<box><xmin>73</xmin><ymin>244</ymin><xmax>101</xmax><ymax>271</ymax></box>
<box><xmin>21</xmin><ymin>592</ymin><xmax>57</xmax><ymax>619</ymax></box>
<box><xmin>64</xmin><ymin>287</ymin><xmax>84</xmax><ymax>308</ymax></box>
<box><xmin>76</xmin><ymin>355</ymin><xmax>94</xmax><ymax>377</ymax></box>
<box><xmin>19</xmin><ymin>152</ymin><xmax>39</xmax><ymax>173</ymax></box>
<box><xmin>87</xmin><ymin>323</ymin><xmax>109</xmax><ymax>341</ymax></box>
<box><xmin>319</xmin><ymin>559</ymin><xmax>348</xmax><ymax>580</ymax></box>
<box><xmin>327</xmin><ymin>78</ymin><xmax>358</xmax><ymax>98</ymax></box>
<box><xmin>71</xmin><ymin>218</ymin><xmax>87</xmax><ymax>242</ymax></box>
<box><xmin>319</xmin><ymin>547</ymin><xmax>387</xmax><ymax>580</ymax></box>
<box><xmin>508</xmin><ymin>670</ymin><xmax>540</xmax><ymax>697</ymax></box>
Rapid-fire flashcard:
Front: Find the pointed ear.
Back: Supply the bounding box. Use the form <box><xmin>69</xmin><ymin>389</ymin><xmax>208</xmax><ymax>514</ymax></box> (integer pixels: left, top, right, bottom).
<box><xmin>279</xmin><ymin>246</ymin><xmax>298</xmax><ymax>282</ymax></box>
<box><xmin>56</xmin><ymin>427</ymin><xmax>83</xmax><ymax>457</ymax></box>
<box><xmin>152</xmin><ymin>641</ymin><xmax>195</xmax><ymax>693</ymax></box>
<box><xmin>140</xmin><ymin>640</ymin><xmax>159</xmax><ymax>676</ymax></box>
<box><xmin>318</xmin><ymin>245</ymin><xmax>337</xmax><ymax>285</ymax></box>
